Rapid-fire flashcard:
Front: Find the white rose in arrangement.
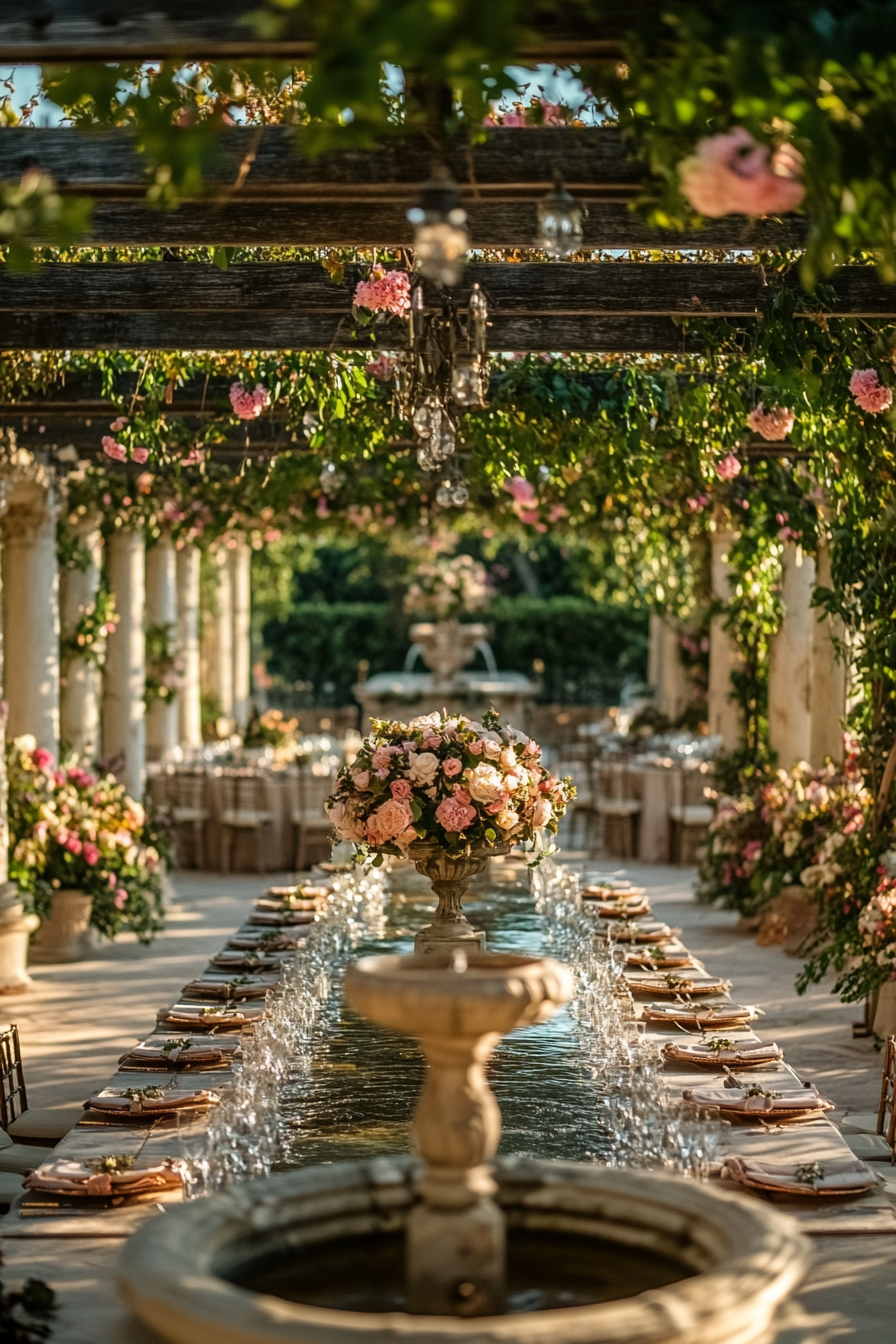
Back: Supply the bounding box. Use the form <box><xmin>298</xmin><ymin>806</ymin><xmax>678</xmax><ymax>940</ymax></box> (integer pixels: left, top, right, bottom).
<box><xmin>531</xmin><ymin>796</ymin><xmax>553</xmax><ymax>829</ymax></box>
<box><xmin>408</xmin><ymin>751</ymin><xmax>440</xmax><ymax>786</ymax></box>
<box><xmin>466</xmin><ymin>763</ymin><xmax>506</xmax><ymax>805</ymax></box>
<box><xmin>483</xmin><ymin>740</ymin><xmax>502</xmax><ymax>760</ymax></box>
<box><xmin>409</xmin><ymin>712</ymin><xmax>442</xmax><ymax>731</ymax></box>
<box><xmin>499</xmin><ymin>746</ymin><xmax>517</xmax><ymax>771</ymax></box>
<box><xmin>496</xmin><ymin>808</ymin><xmax>521</xmax><ymax>831</ymax></box>
<box><xmin>503</xmin><ymin>772</ymin><xmax>522</xmax><ymax>793</ymax></box>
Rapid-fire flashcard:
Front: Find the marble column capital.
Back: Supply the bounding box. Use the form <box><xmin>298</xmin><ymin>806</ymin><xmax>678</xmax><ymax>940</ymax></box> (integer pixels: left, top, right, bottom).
<box><xmin>2</xmin><ymin>476</ymin><xmax>60</xmax><ymax>545</ymax></box>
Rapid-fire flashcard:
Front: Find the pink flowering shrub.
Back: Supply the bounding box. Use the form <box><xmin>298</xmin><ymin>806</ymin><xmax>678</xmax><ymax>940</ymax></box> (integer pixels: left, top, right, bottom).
<box><xmin>229</xmin><ymin>381</ymin><xmax>271</xmax><ymax>420</ymax></box>
<box><xmin>746</xmin><ymin>403</ymin><xmax>795</xmax><ymax>441</ymax></box>
<box><xmin>326</xmin><ymin>710</ymin><xmax>574</xmax><ymax>858</ymax></box>
<box><xmin>353</xmin><ymin>266</ymin><xmax>411</xmax><ymax>318</ymax></box>
<box><xmin>715</xmin><ymin>453</ymin><xmax>742</xmax><ymax>480</ymax></box>
<box><xmin>849</xmin><ymin>368</ymin><xmax>893</xmax><ymax>415</ymax></box>
<box><xmin>679</xmin><ymin>128</ymin><xmax>805</xmax><ymax>218</ymax></box>
<box><xmin>7</xmin><ymin>736</ymin><xmax>165</xmax><ymax>941</ymax></box>
<box><xmin>365</xmin><ymin>353</ymin><xmax>396</xmax><ymax>381</ymax></box>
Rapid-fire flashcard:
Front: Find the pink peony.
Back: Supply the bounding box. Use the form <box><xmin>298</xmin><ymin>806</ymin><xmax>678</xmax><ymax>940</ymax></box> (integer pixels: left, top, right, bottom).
<box><xmin>421</xmin><ymin>735</ymin><xmax>442</xmax><ymax>750</ymax></box>
<box><xmin>229</xmin><ymin>381</ymin><xmax>271</xmax><ymax>420</ymax></box>
<box><xmin>453</xmin><ymin>786</ymin><xmax>472</xmax><ymax>805</ymax></box>
<box><xmin>102</xmin><ymin>436</ymin><xmax>127</xmax><ymax>462</ymax></box>
<box><xmin>678</xmin><ymin>128</ymin><xmax>805</xmax><ymax>217</ymax></box>
<box><xmin>716</xmin><ymin>453</ymin><xmax>742</xmax><ymax>481</ymax></box>
<box><xmin>442</xmin><ymin>757</ymin><xmax>463</xmax><ymax>777</ymax></box>
<box><xmin>65</xmin><ymin>836</ymin><xmax>83</xmax><ymax>855</ymax></box>
<box><xmin>435</xmin><ymin>794</ymin><xmax>477</xmax><ymax>832</ymax></box>
<box><xmin>32</xmin><ymin>748</ymin><xmax>53</xmax><ymax>771</ymax></box>
<box><xmin>114</xmin><ymin>889</ymin><xmax>128</xmax><ymax>910</ymax></box>
<box><xmin>390</xmin><ymin>778</ymin><xmax>413</xmax><ymax>799</ymax></box>
<box><xmin>132</xmin><ymin>446</ymin><xmax>150</xmax><ymax>464</ymax></box>
<box><xmin>366</xmin><ymin>797</ymin><xmax>414</xmax><ymax>846</ymax></box>
<box><xmin>746</xmin><ymin>403</ymin><xmax>795</xmax><ymax>441</ymax></box>
<box><xmin>504</xmin><ymin>474</ymin><xmax>536</xmax><ymax>505</ymax></box>
<box><xmin>83</xmin><ymin>843</ymin><xmax>100</xmax><ymax>866</ymax></box>
<box><xmin>353</xmin><ymin>266</ymin><xmax>411</xmax><ymax>318</ymax></box>
<box><xmin>365</xmin><ymin>353</ymin><xmax>396</xmax><ymax>381</ymax></box>
<box><xmin>849</xmin><ymin>368</ymin><xmax>893</xmax><ymax>414</ymax></box>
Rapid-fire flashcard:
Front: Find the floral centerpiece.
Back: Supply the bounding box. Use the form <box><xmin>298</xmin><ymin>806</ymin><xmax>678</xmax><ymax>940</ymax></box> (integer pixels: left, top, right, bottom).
<box><xmin>327</xmin><ymin>710</ymin><xmax>573</xmax><ymax>861</ymax></box>
<box><xmin>8</xmin><ymin>737</ymin><xmax>166</xmax><ymax>942</ymax></box>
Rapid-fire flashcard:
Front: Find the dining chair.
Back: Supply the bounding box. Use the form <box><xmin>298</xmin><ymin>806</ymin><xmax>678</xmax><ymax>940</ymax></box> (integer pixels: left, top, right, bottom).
<box><xmin>0</xmin><ymin>1022</ymin><xmax>80</xmax><ymax>1158</ymax></box>
<box><xmin>219</xmin><ymin>770</ymin><xmax>275</xmax><ymax>874</ymax></box>
<box><xmin>292</xmin><ymin>768</ymin><xmax>335</xmax><ymax>871</ymax></box>
<box><xmin>592</xmin><ymin>757</ymin><xmax>641</xmax><ymax>859</ymax></box>
<box><xmin>879</xmin><ymin>1034</ymin><xmax>896</xmax><ymax>1148</ymax></box>
<box><xmin>668</xmin><ymin>763</ymin><xmax>715</xmax><ymax>865</ymax></box>
<box><xmin>169</xmin><ymin>769</ymin><xmax>210</xmax><ymax>869</ymax></box>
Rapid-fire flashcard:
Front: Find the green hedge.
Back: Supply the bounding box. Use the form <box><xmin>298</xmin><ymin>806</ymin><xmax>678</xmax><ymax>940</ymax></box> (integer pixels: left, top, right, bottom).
<box><xmin>262</xmin><ymin>598</ymin><xmax>648</xmax><ymax>707</ymax></box>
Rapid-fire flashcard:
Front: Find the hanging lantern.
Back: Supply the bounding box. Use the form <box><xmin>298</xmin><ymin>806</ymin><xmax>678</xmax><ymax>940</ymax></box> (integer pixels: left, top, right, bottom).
<box><xmin>407</xmin><ymin>168</ymin><xmax>469</xmax><ymax>287</ymax></box>
<box><xmin>536</xmin><ymin>173</ymin><xmax>584</xmax><ymax>258</ymax></box>
<box><xmin>417</xmin><ymin>442</ymin><xmax>440</xmax><ymax>471</ymax></box>
<box><xmin>412</xmin><ymin>395</ymin><xmax>443</xmax><ymax>440</ymax></box>
<box><xmin>451</xmin><ymin>353</ymin><xmax>488</xmax><ymax>407</ymax></box>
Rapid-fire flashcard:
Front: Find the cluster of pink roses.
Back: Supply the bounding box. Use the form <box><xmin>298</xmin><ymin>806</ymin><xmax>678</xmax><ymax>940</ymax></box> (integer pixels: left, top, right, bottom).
<box><xmin>678</xmin><ymin>127</ymin><xmax>805</xmax><ymax>218</ymax></box>
<box><xmin>365</xmin><ymin>353</ymin><xmax>396</xmax><ymax>382</ymax></box>
<box><xmin>101</xmin><ymin>414</ymin><xmax>150</xmax><ymax>464</ymax></box>
<box><xmin>326</xmin><ymin>711</ymin><xmax>574</xmax><ymax>857</ymax></box>
<box><xmin>858</xmin><ymin>875</ymin><xmax>896</xmax><ymax>974</ymax></box>
<box><xmin>229</xmin><ymin>381</ymin><xmax>271</xmax><ymax>420</ymax></box>
<box><xmin>746</xmin><ymin>403</ymin><xmax>795</xmax><ymax>442</ymax></box>
<box><xmin>849</xmin><ymin>368</ymin><xmax>893</xmax><ymax>415</ymax></box>
<box><xmin>353</xmin><ymin>266</ymin><xmax>411</xmax><ymax>319</ymax></box>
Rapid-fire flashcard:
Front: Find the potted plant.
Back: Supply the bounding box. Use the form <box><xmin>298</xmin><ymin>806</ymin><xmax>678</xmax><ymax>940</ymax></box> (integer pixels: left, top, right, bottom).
<box><xmin>326</xmin><ymin>709</ymin><xmax>574</xmax><ymax>952</ymax></box>
<box><xmin>8</xmin><ymin>737</ymin><xmax>165</xmax><ymax>962</ymax></box>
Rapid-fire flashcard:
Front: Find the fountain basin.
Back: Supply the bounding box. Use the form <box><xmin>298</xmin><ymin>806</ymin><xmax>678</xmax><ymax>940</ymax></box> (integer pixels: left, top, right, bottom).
<box><xmin>117</xmin><ymin>1156</ymin><xmax>807</xmax><ymax>1344</ymax></box>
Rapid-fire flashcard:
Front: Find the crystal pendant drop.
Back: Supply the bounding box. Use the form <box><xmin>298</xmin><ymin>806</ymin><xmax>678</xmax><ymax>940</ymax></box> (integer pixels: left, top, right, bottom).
<box><xmin>451</xmin><ymin>481</ymin><xmax>470</xmax><ymax>507</ymax></box>
<box><xmin>417</xmin><ymin>443</ymin><xmax>439</xmax><ymax>470</ymax></box>
<box><xmin>435</xmin><ymin>480</ymin><xmax>453</xmax><ymax>508</ymax></box>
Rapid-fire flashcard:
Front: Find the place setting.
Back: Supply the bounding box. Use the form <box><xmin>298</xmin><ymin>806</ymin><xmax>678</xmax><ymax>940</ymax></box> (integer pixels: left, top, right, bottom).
<box><xmin>118</xmin><ymin>1036</ymin><xmax>243</xmax><ymax>1073</ymax></box>
<box><xmin>681</xmin><ymin>1082</ymin><xmax>836</xmax><ymax>1126</ymax></box>
<box><xmin>179</xmin><ymin>972</ymin><xmax>281</xmax><ymax>1001</ymax></box>
<box><xmin>661</xmin><ymin>1037</ymin><xmax>785</xmax><ymax>1071</ymax></box>
<box><xmin>156</xmin><ymin>1001</ymin><xmax>268</xmax><ymax>1032</ymax></box>
<box><xmin>623</xmin><ymin>972</ymin><xmax>733</xmax><ymax>997</ymax></box>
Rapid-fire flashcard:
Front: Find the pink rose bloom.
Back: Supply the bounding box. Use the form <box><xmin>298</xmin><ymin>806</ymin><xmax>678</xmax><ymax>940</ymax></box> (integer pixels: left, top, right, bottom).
<box><xmin>83</xmin><ymin>843</ymin><xmax>100</xmax><ymax>866</ymax></box>
<box><xmin>229</xmin><ymin>381</ymin><xmax>271</xmax><ymax>420</ymax></box>
<box><xmin>850</xmin><ymin>368</ymin><xmax>893</xmax><ymax>414</ymax></box>
<box><xmin>746</xmin><ymin>403</ymin><xmax>795</xmax><ymax>441</ymax></box>
<box><xmin>524</xmin><ymin>740</ymin><xmax>540</xmax><ymax>756</ymax></box>
<box><xmin>326</xmin><ymin>799</ymin><xmax>365</xmax><ymax>843</ymax></box>
<box><xmin>678</xmin><ymin>128</ymin><xmax>805</xmax><ymax>217</ymax></box>
<box><xmin>532</xmin><ymin>796</ymin><xmax>553</xmax><ymax>829</ymax></box>
<box><xmin>435</xmin><ymin>795</ymin><xmax>477</xmax><ymax>832</ymax></box>
<box><xmin>453</xmin><ymin>786</ymin><xmax>472</xmax><ymax>805</ymax></box>
<box><xmin>132</xmin><ymin>446</ymin><xmax>150</xmax><ymax>464</ymax></box>
<box><xmin>715</xmin><ymin>453</ymin><xmax>742</xmax><ymax>481</ymax></box>
<box><xmin>396</xmin><ymin>826</ymin><xmax>418</xmax><ymax>850</ymax></box>
<box><xmin>390</xmin><ymin>778</ymin><xmax>413</xmax><ymax>800</ymax></box>
<box><xmin>504</xmin><ymin>474</ymin><xmax>536</xmax><ymax>504</ymax></box>
<box><xmin>366</xmin><ymin>798</ymin><xmax>414</xmax><ymax>846</ymax></box>
<box><xmin>496</xmin><ymin>808</ymin><xmax>521</xmax><ymax>831</ymax></box>
<box><xmin>32</xmin><ymin>747</ymin><xmax>54</xmax><ymax>771</ymax></box>
<box><xmin>102</xmin><ymin>436</ymin><xmax>127</xmax><ymax>462</ymax></box>
<box><xmin>365</xmin><ymin>353</ymin><xmax>396</xmax><ymax>381</ymax></box>
<box><xmin>65</xmin><ymin>836</ymin><xmax>83</xmax><ymax>855</ymax></box>
<box><xmin>109</xmin><ymin>416</ymin><xmax>128</xmax><ymax>432</ymax></box>
<box><xmin>442</xmin><ymin>757</ymin><xmax>463</xmax><ymax>777</ymax></box>
<box><xmin>114</xmin><ymin>889</ymin><xmax>128</xmax><ymax>910</ymax></box>
<box><xmin>422</xmin><ymin>735</ymin><xmax>442</xmax><ymax>750</ymax></box>
<box><xmin>743</xmin><ymin>839</ymin><xmax>763</xmax><ymax>863</ymax></box>
<box><xmin>468</xmin><ymin>739</ymin><xmax>484</xmax><ymax>755</ymax></box>
<box><xmin>353</xmin><ymin>266</ymin><xmax>411</xmax><ymax>318</ymax></box>
<box><xmin>351</xmin><ymin>770</ymin><xmax>371</xmax><ymax>790</ymax></box>
<box><xmin>371</xmin><ymin>747</ymin><xmax>394</xmax><ymax>772</ymax></box>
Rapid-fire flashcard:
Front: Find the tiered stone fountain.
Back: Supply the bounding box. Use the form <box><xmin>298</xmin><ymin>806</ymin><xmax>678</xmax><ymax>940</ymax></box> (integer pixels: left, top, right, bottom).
<box><xmin>118</xmin><ymin>948</ymin><xmax>807</xmax><ymax>1344</ymax></box>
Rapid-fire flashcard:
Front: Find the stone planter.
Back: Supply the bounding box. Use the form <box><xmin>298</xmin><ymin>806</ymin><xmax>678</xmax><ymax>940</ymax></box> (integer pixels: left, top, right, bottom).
<box><xmin>0</xmin><ymin>882</ymin><xmax>39</xmax><ymax>993</ymax></box>
<box><xmin>755</xmin><ymin>885</ymin><xmax>817</xmax><ymax>957</ymax></box>
<box><xmin>29</xmin><ymin>889</ymin><xmax>93</xmax><ymax>963</ymax></box>
<box><xmin>410</xmin><ymin>621</ymin><xmax>489</xmax><ymax>688</ymax></box>
<box><xmin>408</xmin><ymin>840</ymin><xmax>510</xmax><ymax>955</ymax></box>
<box><xmin>117</xmin><ymin>1157</ymin><xmax>808</xmax><ymax>1344</ymax></box>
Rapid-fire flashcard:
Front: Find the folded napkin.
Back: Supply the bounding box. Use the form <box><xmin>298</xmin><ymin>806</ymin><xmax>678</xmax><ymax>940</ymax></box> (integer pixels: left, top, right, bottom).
<box><xmin>228</xmin><ymin>931</ymin><xmax>304</xmax><ymax>951</ymax></box>
<box><xmin>255</xmin><ymin>894</ymin><xmax>325</xmax><ymax>912</ymax></box>
<box><xmin>626</xmin><ymin>950</ymin><xmax>693</xmax><ymax>968</ymax></box>
<box><xmin>664</xmin><ymin>1039</ymin><xmax>782</xmax><ymax>1064</ymax></box>
<box><xmin>601</xmin><ymin>921</ymin><xmax>674</xmax><ymax>943</ymax></box>
<box><xmin>683</xmin><ymin>1085</ymin><xmax>833</xmax><ymax>1113</ymax></box>
<box><xmin>595</xmin><ymin>902</ymin><xmax>653</xmax><ymax>920</ymax></box>
<box><xmin>86</xmin><ymin>1086</ymin><xmax>220</xmax><ymax>1116</ymax></box>
<box><xmin>119</xmin><ymin>1039</ymin><xmax>234</xmax><ymax>1067</ymax></box>
<box><xmin>626</xmin><ymin>974</ymin><xmax>731</xmax><ymax>995</ymax></box>
<box><xmin>249</xmin><ymin>910</ymin><xmax>315</xmax><ymax>927</ymax></box>
<box><xmin>158</xmin><ymin>1002</ymin><xmax>265</xmax><ymax>1030</ymax></box>
<box><xmin>722</xmin><ymin>1156</ymin><xmax>882</xmax><ymax>1194</ymax></box>
<box><xmin>24</xmin><ymin>1157</ymin><xmax>185</xmax><ymax>1198</ymax></box>
<box><xmin>642</xmin><ymin>1002</ymin><xmax>758</xmax><ymax>1024</ymax></box>
<box><xmin>210</xmin><ymin>951</ymin><xmax>286</xmax><ymax>971</ymax></box>
<box><xmin>180</xmin><ymin>975</ymin><xmax>277</xmax><ymax>1001</ymax></box>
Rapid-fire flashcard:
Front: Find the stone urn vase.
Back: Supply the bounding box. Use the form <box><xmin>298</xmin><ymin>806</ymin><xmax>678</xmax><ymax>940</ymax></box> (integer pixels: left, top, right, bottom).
<box><xmin>0</xmin><ymin>882</ymin><xmax>39</xmax><ymax>993</ymax></box>
<box><xmin>410</xmin><ymin>621</ymin><xmax>489</xmax><ymax>688</ymax></box>
<box><xmin>409</xmin><ymin>839</ymin><xmax>510</xmax><ymax>955</ymax></box>
<box><xmin>755</xmin><ymin>885</ymin><xmax>817</xmax><ymax>956</ymax></box>
<box><xmin>29</xmin><ymin>889</ymin><xmax>93</xmax><ymax>963</ymax></box>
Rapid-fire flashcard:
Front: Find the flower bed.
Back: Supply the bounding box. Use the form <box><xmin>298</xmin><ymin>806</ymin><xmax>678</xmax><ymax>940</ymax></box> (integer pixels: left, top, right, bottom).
<box><xmin>327</xmin><ymin>710</ymin><xmax>574</xmax><ymax>860</ymax></box>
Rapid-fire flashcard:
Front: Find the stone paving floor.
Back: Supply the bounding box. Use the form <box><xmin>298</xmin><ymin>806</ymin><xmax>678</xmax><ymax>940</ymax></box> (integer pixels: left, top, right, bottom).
<box><xmin>1</xmin><ymin>862</ymin><xmax>894</xmax><ymax>1343</ymax></box>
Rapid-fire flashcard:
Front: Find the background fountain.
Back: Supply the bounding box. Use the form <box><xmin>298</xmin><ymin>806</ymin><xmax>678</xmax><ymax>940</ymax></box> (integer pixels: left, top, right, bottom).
<box><xmin>118</xmin><ymin>943</ymin><xmax>807</xmax><ymax>1344</ymax></box>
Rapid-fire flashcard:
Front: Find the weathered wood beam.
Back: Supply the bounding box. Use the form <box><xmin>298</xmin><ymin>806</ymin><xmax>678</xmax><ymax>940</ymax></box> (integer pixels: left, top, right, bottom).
<box><xmin>0</xmin><ymin>1</ymin><xmax>654</xmax><ymax>60</ymax></box>
<box><xmin>0</xmin><ymin>311</ymin><xmax>705</xmax><ymax>353</ymax></box>
<box><xmin>0</xmin><ymin>261</ymin><xmax>888</xmax><ymax>318</ymax></box>
<box><xmin>0</xmin><ymin>126</ymin><xmax>807</xmax><ymax>249</ymax></box>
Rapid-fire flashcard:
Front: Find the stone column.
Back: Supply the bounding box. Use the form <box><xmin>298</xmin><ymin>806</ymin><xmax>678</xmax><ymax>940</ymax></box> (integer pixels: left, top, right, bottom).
<box><xmin>145</xmin><ymin>531</ymin><xmax>179</xmax><ymax>761</ymax></box>
<box><xmin>649</xmin><ymin>613</ymin><xmax>691</xmax><ymax>723</ymax></box>
<box><xmin>768</xmin><ymin>543</ymin><xmax>815</xmax><ymax>770</ymax></box>
<box><xmin>2</xmin><ymin>476</ymin><xmax>60</xmax><ymax>755</ymax></box>
<box><xmin>176</xmin><ymin>546</ymin><xmax>203</xmax><ymax>751</ymax></box>
<box><xmin>59</xmin><ymin>512</ymin><xmax>103</xmax><ymax>760</ymax></box>
<box><xmin>810</xmin><ymin>536</ymin><xmax>847</xmax><ymax>766</ymax></box>
<box><xmin>231</xmin><ymin>540</ymin><xmax>252</xmax><ymax>732</ymax></box>
<box><xmin>103</xmin><ymin>528</ymin><xmax>146</xmax><ymax>799</ymax></box>
<box><xmin>707</xmin><ymin>526</ymin><xmax>743</xmax><ymax>748</ymax></box>
<box><xmin>201</xmin><ymin>547</ymin><xmax>234</xmax><ymax>735</ymax></box>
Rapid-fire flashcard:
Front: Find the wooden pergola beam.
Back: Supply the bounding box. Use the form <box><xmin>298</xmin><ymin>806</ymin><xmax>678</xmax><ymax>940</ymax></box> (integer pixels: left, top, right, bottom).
<box><xmin>0</xmin><ymin>260</ymin><xmax>890</xmax><ymax>323</ymax></box>
<box><xmin>0</xmin><ymin>2</ymin><xmax>652</xmax><ymax>61</ymax></box>
<box><xmin>0</xmin><ymin>126</ymin><xmax>807</xmax><ymax>249</ymax></box>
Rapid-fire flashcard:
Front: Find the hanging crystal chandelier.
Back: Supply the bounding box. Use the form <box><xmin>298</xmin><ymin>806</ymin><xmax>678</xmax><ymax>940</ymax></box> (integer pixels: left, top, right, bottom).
<box><xmin>537</xmin><ymin>173</ymin><xmax>584</xmax><ymax>258</ymax></box>
<box><xmin>407</xmin><ymin>168</ymin><xmax>469</xmax><ymax>288</ymax></box>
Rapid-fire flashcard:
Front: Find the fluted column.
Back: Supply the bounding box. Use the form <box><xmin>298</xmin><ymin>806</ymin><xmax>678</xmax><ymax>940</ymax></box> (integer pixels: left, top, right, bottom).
<box><xmin>60</xmin><ymin>511</ymin><xmax>103</xmax><ymax>760</ymax></box>
<box><xmin>810</xmin><ymin>536</ymin><xmax>847</xmax><ymax>766</ymax></box>
<box><xmin>176</xmin><ymin>545</ymin><xmax>202</xmax><ymax>750</ymax></box>
<box><xmin>231</xmin><ymin>540</ymin><xmax>252</xmax><ymax>731</ymax></box>
<box><xmin>768</xmin><ymin>543</ymin><xmax>815</xmax><ymax>770</ymax></box>
<box><xmin>103</xmin><ymin>528</ymin><xmax>146</xmax><ymax>799</ymax></box>
<box><xmin>707</xmin><ymin>526</ymin><xmax>743</xmax><ymax>748</ymax></box>
<box><xmin>201</xmin><ymin>547</ymin><xmax>234</xmax><ymax>735</ymax></box>
<box><xmin>649</xmin><ymin>613</ymin><xmax>691</xmax><ymax>723</ymax></box>
<box><xmin>2</xmin><ymin>477</ymin><xmax>60</xmax><ymax>755</ymax></box>
<box><xmin>145</xmin><ymin>531</ymin><xmax>179</xmax><ymax>761</ymax></box>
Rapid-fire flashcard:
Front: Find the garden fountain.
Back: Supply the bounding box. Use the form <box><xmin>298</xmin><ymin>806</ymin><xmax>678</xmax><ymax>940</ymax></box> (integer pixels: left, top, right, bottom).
<box><xmin>118</xmin><ymin>948</ymin><xmax>807</xmax><ymax>1344</ymax></box>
